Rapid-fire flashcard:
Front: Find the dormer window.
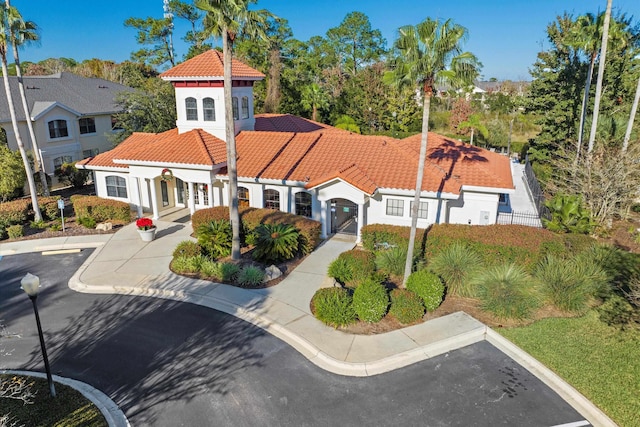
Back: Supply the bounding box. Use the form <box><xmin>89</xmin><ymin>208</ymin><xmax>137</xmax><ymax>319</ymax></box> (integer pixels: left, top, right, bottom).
<box><xmin>48</xmin><ymin>119</ymin><xmax>68</xmax><ymax>139</ymax></box>
<box><xmin>186</xmin><ymin>97</ymin><xmax>198</xmax><ymax>121</ymax></box>
<box><xmin>232</xmin><ymin>97</ymin><xmax>239</xmax><ymax>120</ymax></box>
<box><xmin>203</xmin><ymin>97</ymin><xmax>215</xmax><ymax>121</ymax></box>
<box><xmin>241</xmin><ymin>96</ymin><xmax>249</xmax><ymax>119</ymax></box>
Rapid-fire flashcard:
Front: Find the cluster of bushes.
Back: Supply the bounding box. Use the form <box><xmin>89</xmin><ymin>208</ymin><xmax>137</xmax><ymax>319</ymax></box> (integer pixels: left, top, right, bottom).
<box><xmin>170</xmin><ymin>241</ymin><xmax>265</xmax><ymax>287</ymax></box>
<box><xmin>70</xmin><ymin>195</ymin><xmax>131</xmax><ymax>228</ymax></box>
<box><xmin>54</xmin><ymin>162</ymin><xmax>91</xmax><ymax>189</ymax></box>
<box><xmin>0</xmin><ymin>196</ymin><xmax>62</xmax><ymax>239</ymax></box>
<box><xmin>316</xmin><ymin>248</ymin><xmax>445</xmax><ymax>327</ymax></box>
<box><xmin>192</xmin><ymin>206</ymin><xmax>321</xmax><ymax>261</ymax></box>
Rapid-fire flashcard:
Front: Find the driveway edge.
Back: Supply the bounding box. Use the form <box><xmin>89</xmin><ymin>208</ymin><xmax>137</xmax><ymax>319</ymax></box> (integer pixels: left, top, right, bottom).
<box><xmin>1</xmin><ymin>369</ymin><xmax>129</xmax><ymax>427</ymax></box>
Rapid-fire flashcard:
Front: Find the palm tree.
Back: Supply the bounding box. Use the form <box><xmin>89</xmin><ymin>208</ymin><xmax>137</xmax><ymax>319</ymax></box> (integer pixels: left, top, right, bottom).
<box><xmin>6</xmin><ymin>0</ymin><xmax>48</xmax><ymax>196</ymax></box>
<box><xmin>622</xmin><ymin>73</ymin><xmax>640</xmax><ymax>152</ymax></box>
<box><xmin>587</xmin><ymin>0</ymin><xmax>613</xmax><ymax>154</ymax></box>
<box><xmin>301</xmin><ymin>83</ymin><xmax>329</xmax><ymax>122</ymax></box>
<box><xmin>195</xmin><ymin>0</ymin><xmax>271</xmax><ymax>261</ymax></box>
<box><xmin>458</xmin><ymin>113</ymin><xmax>488</xmax><ymax>145</ymax></box>
<box><xmin>0</xmin><ymin>4</ymin><xmax>41</xmax><ymax>220</ymax></box>
<box><xmin>385</xmin><ymin>18</ymin><xmax>480</xmax><ymax>286</ymax></box>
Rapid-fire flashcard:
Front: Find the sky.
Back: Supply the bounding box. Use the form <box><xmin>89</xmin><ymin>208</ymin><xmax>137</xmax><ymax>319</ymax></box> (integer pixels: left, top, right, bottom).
<box><xmin>11</xmin><ymin>0</ymin><xmax>640</xmax><ymax>81</ymax></box>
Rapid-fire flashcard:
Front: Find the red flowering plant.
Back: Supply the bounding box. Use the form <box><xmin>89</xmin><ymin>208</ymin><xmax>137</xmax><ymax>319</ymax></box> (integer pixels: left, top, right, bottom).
<box><xmin>136</xmin><ymin>217</ymin><xmax>155</xmax><ymax>231</ymax></box>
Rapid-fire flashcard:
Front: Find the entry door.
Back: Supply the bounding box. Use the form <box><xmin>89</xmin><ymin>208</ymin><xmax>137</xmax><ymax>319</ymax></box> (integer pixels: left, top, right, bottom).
<box><xmin>161</xmin><ymin>180</ymin><xmax>169</xmax><ymax>207</ymax></box>
<box><xmin>330</xmin><ymin>199</ymin><xmax>358</xmax><ymax>235</ymax></box>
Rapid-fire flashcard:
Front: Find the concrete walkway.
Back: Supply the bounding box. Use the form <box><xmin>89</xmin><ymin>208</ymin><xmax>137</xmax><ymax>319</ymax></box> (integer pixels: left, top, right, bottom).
<box><xmin>0</xmin><ymin>220</ymin><xmax>616</xmax><ymax>426</ymax></box>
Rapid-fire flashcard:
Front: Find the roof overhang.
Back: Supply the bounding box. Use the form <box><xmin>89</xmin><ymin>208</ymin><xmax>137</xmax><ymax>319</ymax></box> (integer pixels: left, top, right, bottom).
<box><xmin>31</xmin><ymin>101</ymin><xmax>81</xmax><ymax>120</ymax></box>
<box><xmin>112</xmin><ymin>159</ymin><xmax>220</xmax><ymax>171</ymax></box>
<box><xmin>461</xmin><ymin>185</ymin><xmax>515</xmax><ymax>194</ymax></box>
<box><xmin>77</xmin><ymin>163</ymin><xmax>127</xmax><ymax>172</ymax></box>
<box><xmin>160</xmin><ymin>76</ymin><xmax>263</xmax><ymax>82</ymax></box>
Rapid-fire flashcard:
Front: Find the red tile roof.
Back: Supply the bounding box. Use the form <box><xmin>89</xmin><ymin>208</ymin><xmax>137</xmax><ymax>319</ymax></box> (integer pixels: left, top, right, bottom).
<box><xmin>254</xmin><ymin>114</ymin><xmax>350</xmax><ymax>133</ymax></box>
<box><xmin>159</xmin><ymin>49</ymin><xmax>265</xmax><ymax>80</ymax></box>
<box><xmin>79</xmin><ymin>125</ymin><xmax>513</xmax><ymax>196</ymax></box>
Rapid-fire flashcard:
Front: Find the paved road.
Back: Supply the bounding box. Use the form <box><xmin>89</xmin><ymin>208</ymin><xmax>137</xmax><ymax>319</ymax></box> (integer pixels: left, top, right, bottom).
<box><xmin>0</xmin><ymin>250</ymin><xmax>590</xmax><ymax>426</ymax></box>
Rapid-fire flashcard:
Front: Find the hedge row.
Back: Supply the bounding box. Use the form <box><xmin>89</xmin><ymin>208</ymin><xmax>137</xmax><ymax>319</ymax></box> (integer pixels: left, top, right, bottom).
<box><xmin>0</xmin><ymin>199</ymin><xmax>30</xmax><ymax>229</ymax></box>
<box><xmin>71</xmin><ymin>195</ymin><xmax>132</xmax><ymax>223</ymax></box>
<box><xmin>361</xmin><ymin>223</ymin><xmax>427</xmax><ymax>255</ymax></box>
<box><xmin>192</xmin><ymin>206</ymin><xmax>322</xmax><ymax>255</ymax></box>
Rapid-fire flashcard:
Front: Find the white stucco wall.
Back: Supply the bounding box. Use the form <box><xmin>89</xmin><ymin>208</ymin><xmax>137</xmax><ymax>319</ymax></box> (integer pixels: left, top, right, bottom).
<box><xmin>367</xmin><ymin>194</ymin><xmax>438</xmax><ymax>228</ymax></box>
<box><xmin>447</xmin><ymin>191</ymin><xmax>500</xmax><ymax>225</ymax></box>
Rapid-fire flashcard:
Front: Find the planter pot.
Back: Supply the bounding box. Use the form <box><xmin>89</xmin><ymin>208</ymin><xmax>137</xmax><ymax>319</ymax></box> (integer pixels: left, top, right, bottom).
<box><xmin>137</xmin><ymin>227</ymin><xmax>156</xmax><ymax>242</ymax></box>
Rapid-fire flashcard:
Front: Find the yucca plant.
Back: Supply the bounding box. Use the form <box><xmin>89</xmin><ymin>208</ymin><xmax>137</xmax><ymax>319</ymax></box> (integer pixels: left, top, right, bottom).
<box><xmin>429</xmin><ymin>242</ymin><xmax>482</xmax><ymax>297</ymax></box>
<box><xmin>252</xmin><ymin>223</ymin><xmax>299</xmax><ymax>263</ymax></box>
<box><xmin>197</xmin><ymin>220</ymin><xmax>232</xmax><ymax>259</ymax></box>
<box><xmin>474</xmin><ymin>263</ymin><xmax>538</xmax><ymax>319</ymax></box>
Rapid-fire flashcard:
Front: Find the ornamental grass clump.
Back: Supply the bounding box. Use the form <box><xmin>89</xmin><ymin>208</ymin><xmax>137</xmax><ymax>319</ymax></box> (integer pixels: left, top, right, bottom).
<box><xmin>429</xmin><ymin>242</ymin><xmax>482</xmax><ymax>297</ymax></box>
<box><xmin>312</xmin><ymin>287</ymin><xmax>356</xmax><ymax>328</ymax></box>
<box><xmin>389</xmin><ymin>289</ymin><xmax>425</xmax><ymax>324</ymax></box>
<box><xmin>219</xmin><ymin>262</ymin><xmax>240</xmax><ymax>282</ymax></box>
<box><xmin>237</xmin><ymin>265</ymin><xmax>265</xmax><ymax>287</ymax></box>
<box><xmin>474</xmin><ymin>263</ymin><xmax>538</xmax><ymax>319</ymax></box>
<box><xmin>406</xmin><ymin>269</ymin><xmax>445</xmax><ymax>311</ymax></box>
<box><xmin>375</xmin><ymin>246</ymin><xmax>407</xmax><ymax>277</ymax></box>
<box><xmin>352</xmin><ymin>278</ymin><xmax>389</xmax><ymax>322</ymax></box>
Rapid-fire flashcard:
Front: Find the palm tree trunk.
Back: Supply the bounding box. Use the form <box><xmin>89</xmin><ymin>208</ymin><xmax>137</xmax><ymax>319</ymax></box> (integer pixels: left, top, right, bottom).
<box><xmin>402</xmin><ymin>93</ymin><xmax>431</xmax><ymax>287</ymax></box>
<box><xmin>223</xmin><ymin>30</ymin><xmax>241</xmax><ymax>261</ymax></box>
<box><xmin>576</xmin><ymin>53</ymin><xmax>595</xmax><ymax>162</ymax></box>
<box><xmin>9</xmin><ymin>24</ymin><xmax>49</xmax><ymax>196</ymax></box>
<box><xmin>622</xmin><ymin>74</ymin><xmax>640</xmax><ymax>152</ymax></box>
<box><xmin>469</xmin><ymin>127</ymin><xmax>475</xmax><ymax>145</ymax></box>
<box><xmin>1</xmin><ymin>51</ymin><xmax>42</xmax><ymax>221</ymax></box>
<box><xmin>587</xmin><ymin>0</ymin><xmax>612</xmax><ymax>154</ymax></box>
<box><xmin>312</xmin><ymin>105</ymin><xmax>317</xmax><ymax>122</ymax></box>
<box><xmin>263</xmin><ymin>46</ymin><xmax>281</xmax><ymax>113</ymax></box>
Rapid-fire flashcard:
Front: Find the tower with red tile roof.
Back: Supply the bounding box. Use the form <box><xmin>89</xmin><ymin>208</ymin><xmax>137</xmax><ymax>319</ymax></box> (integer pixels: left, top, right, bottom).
<box><xmin>159</xmin><ymin>49</ymin><xmax>265</xmax><ymax>140</ymax></box>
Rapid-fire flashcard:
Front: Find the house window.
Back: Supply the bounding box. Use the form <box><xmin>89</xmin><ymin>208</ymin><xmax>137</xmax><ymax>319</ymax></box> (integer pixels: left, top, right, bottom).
<box><xmin>241</xmin><ymin>96</ymin><xmax>249</xmax><ymax>119</ymax></box>
<box><xmin>106</xmin><ymin>176</ymin><xmax>127</xmax><ymax>198</ymax></box>
<box><xmin>264</xmin><ymin>189</ymin><xmax>280</xmax><ymax>210</ymax></box>
<box><xmin>48</xmin><ymin>120</ymin><xmax>68</xmax><ymax>138</ymax></box>
<box><xmin>186</xmin><ymin>97</ymin><xmax>198</xmax><ymax>121</ymax></box>
<box><xmin>53</xmin><ymin>155</ymin><xmax>73</xmax><ymax>170</ymax></box>
<box><xmin>386</xmin><ymin>199</ymin><xmax>404</xmax><ymax>216</ymax></box>
<box><xmin>238</xmin><ymin>186</ymin><xmax>250</xmax><ymax>208</ymax></box>
<box><xmin>203</xmin><ymin>97</ymin><xmax>215</xmax><ymax>121</ymax></box>
<box><xmin>232</xmin><ymin>97</ymin><xmax>239</xmax><ymax>120</ymax></box>
<box><xmin>499</xmin><ymin>193</ymin><xmax>508</xmax><ymax>205</ymax></box>
<box><xmin>295</xmin><ymin>192</ymin><xmax>312</xmax><ymax>218</ymax></box>
<box><xmin>410</xmin><ymin>201</ymin><xmax>429</xmax><ymax>219</ymax></box>
<box><xmin>79</xmin><ymin>117</ymin><xmax>96</xmax><ymax>134</ymax></box>
<box><xmin>82</xmin><ymin>148</ymin><xmax>99</xmax><ymax>158</ymax></box>
<box><xmin>111</xmin><ymin>115</ymin><xmax>123</xmax><ymax>130</ymax></box>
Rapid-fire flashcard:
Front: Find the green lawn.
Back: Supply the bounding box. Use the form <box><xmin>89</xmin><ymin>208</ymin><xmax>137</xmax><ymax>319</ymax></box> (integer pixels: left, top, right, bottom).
<box><xmin>0</xmin><ymin>374</ymin><xmax>107</xmax><ymax>427</ymax></box>
<box><xmin>498</xmin><ymin>311</ymin><xmax>640</xmax><ymax>427</ymax></box>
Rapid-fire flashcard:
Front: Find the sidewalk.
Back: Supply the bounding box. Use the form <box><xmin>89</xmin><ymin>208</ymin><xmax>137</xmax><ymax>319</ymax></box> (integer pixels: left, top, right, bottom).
<box><xmin>0</xmin><ymin>219</ymin><xmax>616</xmax><ymax>426</ymax></box>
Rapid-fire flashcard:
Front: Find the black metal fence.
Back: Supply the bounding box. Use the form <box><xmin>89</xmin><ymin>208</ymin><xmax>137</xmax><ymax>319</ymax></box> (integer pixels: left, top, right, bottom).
<box><xmin>497</xmin><ymin>211</ymin><xmax>543</xmax><ymax>227</ymax></box>
<box><xmin>523</xmin><ymin>156</ymin><xmax>551</xmax><ymax>221</ymax></box>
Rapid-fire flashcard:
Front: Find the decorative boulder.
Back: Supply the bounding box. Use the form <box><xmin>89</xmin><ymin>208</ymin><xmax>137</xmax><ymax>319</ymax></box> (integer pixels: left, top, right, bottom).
<box><xmin>263</xmin><ymin>265</ymin><xmax>283</xmax><ymax>282</ymax></box>
<box><xmin>96</xmin><ymin>222</ymin><xmax>113</xmax><ymax>231</ymax></box>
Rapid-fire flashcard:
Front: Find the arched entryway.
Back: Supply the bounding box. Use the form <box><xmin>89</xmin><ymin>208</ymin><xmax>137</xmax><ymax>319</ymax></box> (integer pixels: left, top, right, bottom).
<box><xmin>330</xmin><ymin>199</ymin><xmax>358</xmax><ymax>235</ymax></box>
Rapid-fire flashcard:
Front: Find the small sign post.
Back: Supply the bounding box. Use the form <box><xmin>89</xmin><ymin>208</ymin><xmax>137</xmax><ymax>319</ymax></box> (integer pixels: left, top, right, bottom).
<box><xmin>57</xmin><ymin>199</ymin><xmax>65</xmax><ymax>232</ymax></box>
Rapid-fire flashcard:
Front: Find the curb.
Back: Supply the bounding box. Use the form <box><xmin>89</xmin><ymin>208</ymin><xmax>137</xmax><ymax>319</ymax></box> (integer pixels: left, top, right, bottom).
<box><xmin>1</xmin><ymin>370</ymin><xmax>129</xmax><ymax>427</ymax></box>
<box><xmin>484</xmin><ymin>328</ymin><xmax>617</xmax><ymax>427</ymax></box>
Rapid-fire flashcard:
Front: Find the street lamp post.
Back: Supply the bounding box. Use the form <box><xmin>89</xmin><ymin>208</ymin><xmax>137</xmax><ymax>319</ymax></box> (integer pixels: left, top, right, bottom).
<box><xmin>21</xmin><ymin>273</ymin><xmax>56</xmax><ymax>398</ymax></box>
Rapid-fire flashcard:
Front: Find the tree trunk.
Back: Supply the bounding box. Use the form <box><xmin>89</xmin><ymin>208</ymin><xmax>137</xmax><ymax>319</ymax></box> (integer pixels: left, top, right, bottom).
<box><xmin>223</xmin><ymin>31</ymin><xmax>241</xmax><ymax>260</ymax></box>
<box><xmin>263</xmin><ymin>46</ymin><xmax>281</xmax><ymax>113</ymax></box>
<box><xmin>622</xmin><ymin>74</ymin><xmax>640</xmax><ymax>152</ymax></box>
<box><xmin>312</xmin><ymin>105</ymin><xmax>317</xmax><ymax>122</ymax></box>
<box><xmin>587</xmin><ymin>0</ymin><xmax>612</xmax><ymax>154</ymax></box>
<box><xmin>1</xmin><ymin>51</ymin><xmax>42</xmax><ymax>221</ymax></box>
<box><xmin>469</xmin><ymin>127</ymin><xmax>475</xmax><ymax>145</ymax></box>
<box><xmin>402</xmin><ymin>93</ymin><xmax>431</xmax><ymax>287</ymax></box>
<box><xmin>576</xmin><ymin>53</ymin><xmax>596</xmax><ymax>162</ymax></box>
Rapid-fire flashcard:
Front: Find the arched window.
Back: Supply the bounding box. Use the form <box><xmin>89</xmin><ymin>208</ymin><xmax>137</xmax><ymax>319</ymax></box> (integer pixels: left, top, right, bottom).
<box><xmin>264</xmin><ymin>189</ymin><xmax>280</xmax><ymax>210</ymax></box>
<box><xmin>105</xmin><ymin>176</ymin><xmax>128</xmax><ymax>198</ymax></box>
<box><xmin>48</xmin><ymin>119</ymin><xmax>68</xmax><ymax>138</ymax></box>
<box><xmin>203</xmin><ymin>97</ymin><xmax>215</xmax><ymax>121</ymax></box>
<box><xmin>185</xmin><ymin>97</ymin><xmax>198</xmax><ymax>121</ymax></box>
<box><xmin>232</xmin><ymin>97</ymin><xmax>239</xmax><ymax>120</ymax></box>
<box><xmin>295</xmin><ymin>192</ymin><xmax>312</xmax><ymax>218</ymax></box>
<box><xmin>241</xmin><ymin>96</ymin><xmax>249</xmax><ymax>119</ymax></box>
<box><xmin>238</xmin><ymin>186</ymin><xmax>250</xmax><ymax>208</ymax></box>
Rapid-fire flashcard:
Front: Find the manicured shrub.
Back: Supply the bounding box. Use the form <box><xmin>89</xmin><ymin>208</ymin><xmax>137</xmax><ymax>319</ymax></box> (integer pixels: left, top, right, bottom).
<box><xmin>328</xmin><ymin>249</ymin><xmax>376</xmax><ymax>287</ymax></box>
<box><xmin>327</xmin><ymin>257</ymin><xmax>351</xmax><ymax>285</ymax></box>
<box><xmin>428</xmin><ymin>242</ymin><xmax>482</xmax><ymax>297</ymax></box>
<box><xmin>6</xmin><ymin>224</ymin><xmax>23</xmax><ymax>239</ymax></box>
<box><xmin>252</xmin><ymin>223</ymin><xmax>299</xmax><ymax>263</ymax></box>
<box><xmin>197</xmin><ymin>220</ymin><xmax>232</xmax><ymax>259</ymax></box>
<box><xmin>389</xmin><ymin>289</ymin><xmax>425</xmax><ymax>324</ymax></box>
<box><xmin>172</xmin><ymin>241</ymin><xmax>202</xmax><ymax>258</ymax></box>
<box><xmin>237</xmin><ymin>265</ymin><xmax>265</xmax><ymax>287</ymax></box>
<box><xmin>219</xmin><ymin>262</ymin><xmax>240</xmax><ymax>282</ymax></box>
<box><xmin>361</xmin><ymin>223</ymin><xmax>426</xmax><ymax>256</ymax></box>
<box><xmin>71</xmin><ymin>195</ymin><xmax>131</xmax><ymax>222</ymax></box>
<box><xmin>30</xmin><ymin>220</ymin><xmax>47</xmax><ymax>229</ymax></box>
<box><xmin>77</xmin><ymin>216</ymin><xmax>96</xmax><ymax>229</ymax></box>
<box><xmin>474</xmin><ymin>264</ymin><xmax>538</xmax><ymax>319</ymax></box>
<box><xmin>54</xmin><ymin>162</ymin><xmax>90</xmax><ymax>189</ymax></box>
<box><xmin>191</xmin><ymin>206</ymin><xmax>235</xmax><ymax>233</ymax></box>
<box><xmin>406</xmin><ymin>269</ymin><xmax>445</xmax><ymax>311</ymax></box>
<box><xmin>37</xmin><ymin>196</ymin><xmax>62</xmax><ymax>220</ymax></box>
<box><xmin>375</xmin><ymin>246</ymin><xmax>407</xmax><ymax>277</ymax></box>
<box><xmin>171</xmin><ymin>256</ymin><xmax>200</xmax><ymax>274</ymax></box>
<box><xmin>311</xmin><ymin>287</ymin><xmax>356</xmax><ymax>328</ymax></box>
<box><xmin>598</xmin><ymin>294</ymin><xmax>638</xmax><ymax>328</ymax></box>
<box><xmin>352</xmin><ymin>278</ymin><xmax>389</xmax><ymax>322</ymax></box>
<box><xmin>534</xmin><ymin>253</ymin><xmax>608</xmax><ymax>312</ymax></box>
<box><xmin>0</xmin><ymin>199</ymin><xmax>30</xmax><ymax>230</ymax></box>
<box><xmin>199</xmin><ymin>259</ymin><xmax>222</xmax><ymax>279</ymax></box>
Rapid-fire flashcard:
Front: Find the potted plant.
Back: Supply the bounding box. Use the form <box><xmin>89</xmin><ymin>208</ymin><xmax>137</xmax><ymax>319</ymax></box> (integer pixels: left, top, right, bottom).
<box><xmin>136</xmin><ymin>217</ymin><xmax>156</xmax><ymax>242</ymax></box>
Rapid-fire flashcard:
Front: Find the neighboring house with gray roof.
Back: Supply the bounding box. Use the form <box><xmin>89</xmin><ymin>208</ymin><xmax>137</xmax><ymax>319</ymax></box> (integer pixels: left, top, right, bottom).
<box><xmin>0</xmin><ymin>72</ymin><xmax>133</xmax><ymax>179</ymax></box>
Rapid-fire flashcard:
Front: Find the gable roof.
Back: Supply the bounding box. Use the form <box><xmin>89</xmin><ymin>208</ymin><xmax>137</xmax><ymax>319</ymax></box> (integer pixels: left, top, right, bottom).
<box><xmin>159</xmin><ymin>49</ymin><xmax>265</xmax><ymax>81</ymax></box>
<box><xmin>0</xmin><ymin>72</ymin><xmax>133</xmax><ymax>123</ymax></box>
<box><xmin>254</xmin><ymin>113</ymin><xmax>350</xmax><ymax>134</ymax></box>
